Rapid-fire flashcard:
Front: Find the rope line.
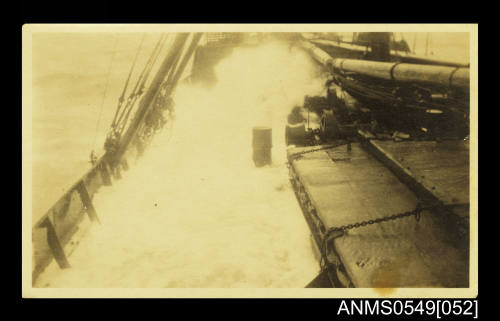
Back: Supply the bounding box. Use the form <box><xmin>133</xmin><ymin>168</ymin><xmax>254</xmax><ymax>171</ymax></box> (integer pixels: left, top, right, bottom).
<box><xmin>113</xmin><ymin>34</ymin><xmax>167</xmax><ymax>135</ymax></box>
<box><xmin>113</xmin><ymin>35</ymin><xmax>158</xmax><ymax>129</ymax></box>
<box><xmin>111</xmin><ymin>33</ymin><xmax>146</xmax><ymax>128</ymax></box>
<box><xmin>116</xmin><ymin>34</ymin><xmax>166</xmax><ymax>134</ymax></box>
<box><xmin>92</xmin><ymin>34</ymin><xmax>119</xmax><ymax>151</ymax></box>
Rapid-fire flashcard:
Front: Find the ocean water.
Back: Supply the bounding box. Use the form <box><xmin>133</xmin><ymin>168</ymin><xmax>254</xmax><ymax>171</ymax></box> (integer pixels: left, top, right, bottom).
<box><xmin>398</xmin><ymin>32</ymin><xmax>470</xmax><ymax>64</ymax></box>
<box><xmin>32</xmin><ymin>33</ymin><xmax>172</xmax><ymax>221</ymax></box>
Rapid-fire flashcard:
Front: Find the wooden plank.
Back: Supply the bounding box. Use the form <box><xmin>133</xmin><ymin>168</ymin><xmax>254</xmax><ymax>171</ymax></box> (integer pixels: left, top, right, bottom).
<box><xmin>32</xmin><ymin>158</ymin><xmax>106</xmax><ymax>283</ymax></box>
<box><xmin>40</xmin><ymin>218</ymin><xmax>71</xmax><ymax>269</ymax></box>
<box><xmin>369</xmin><ymin>140</ymin><xmax>469</xmax><ymax>206</ymax></box>
<box><xmin>99</xmin><ymin>161</ymin><xmax>112</xmax><ymax>186</ymax></box>
<box><xmin>290</xmin><ymin>143</ymin><xmax>468</xmax><ymax>287</ymax></box>
<box><xmin>293</xmin><ymin>144</ymin><xmax>417</xmax><ymax>229</ymax></box>
<box><xmin>76</xmin><ymin>181</ymin><xmax>100</xmax><ymax>223</ymax></box>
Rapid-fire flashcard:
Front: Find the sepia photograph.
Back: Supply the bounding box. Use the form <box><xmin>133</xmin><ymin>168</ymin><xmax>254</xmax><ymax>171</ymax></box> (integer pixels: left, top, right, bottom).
<box><xmin>22</xmin><ymin>24</ymin><xmax>478</xmax><ymax>298</ymax></box>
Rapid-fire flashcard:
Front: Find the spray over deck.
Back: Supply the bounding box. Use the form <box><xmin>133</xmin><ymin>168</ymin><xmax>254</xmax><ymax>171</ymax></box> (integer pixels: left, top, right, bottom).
<box><xmin>34</xmin><ymin>41</ymin><xmax>326</xmax><ymax>288</ymax></box>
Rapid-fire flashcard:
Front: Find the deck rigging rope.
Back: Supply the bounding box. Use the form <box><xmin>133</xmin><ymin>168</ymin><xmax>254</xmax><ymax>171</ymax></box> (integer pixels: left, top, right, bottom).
<box><xmin>111</xmin><ymin>33</ymin><xmax>146</xmax><ymax>129</ymax></box>
<box><xmin>91</xmin><ymin>34</ymin><xmax>119</xmax><ymax>154</ymax></box>
<box><xmin>112</xmin><ymin>34</ymin><xmax>167</xmax><ymax>135</ymax></box>
<box><xmin>100</xmin><ymin>34</ymin><xmax>170</xmax><ymax>158</ymax></box>
<box><xmin>334</xmin><ymin>73</ymin><xmax>468</xmax><ymax>116</ymax></box>
<box><xmin>116</xmin><ymin>35</ymin><xmax>166</xmax><ymax>134</ymax></box>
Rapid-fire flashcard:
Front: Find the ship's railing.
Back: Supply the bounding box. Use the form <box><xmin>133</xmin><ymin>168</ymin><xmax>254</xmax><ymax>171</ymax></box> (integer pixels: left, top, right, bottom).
<box><xmin>31</xmin><ymin>33</ymin><xmax>203</xmax><ymax>286</ymax></box>
<box><xmin>32</xmin><ymin>144</ymin><xmax>136</xmax><ymax>284</ymax></box>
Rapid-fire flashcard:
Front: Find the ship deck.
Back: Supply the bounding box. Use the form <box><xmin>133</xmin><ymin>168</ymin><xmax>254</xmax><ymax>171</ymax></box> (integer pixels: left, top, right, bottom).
<box><xmin>287</xmin><ymin>138</ymin><xmax>469</xmax><ymax>287</ymax></box>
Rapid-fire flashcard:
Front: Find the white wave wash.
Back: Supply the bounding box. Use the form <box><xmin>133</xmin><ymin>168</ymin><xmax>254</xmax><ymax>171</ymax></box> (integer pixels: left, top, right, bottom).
<box><xmin>35</xmin><ymin>41</ymin><xmax>327</xmax><ymax>288</ymax></box>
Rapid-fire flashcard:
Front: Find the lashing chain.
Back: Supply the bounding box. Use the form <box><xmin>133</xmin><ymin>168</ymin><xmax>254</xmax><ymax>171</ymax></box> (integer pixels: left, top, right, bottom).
<box><xmin>318</xmin><ymin>202</ymin><xmax>438</xmax><ymax>271</ymax></box>
<box><xmin>288</xmin><ymin>141</ymin><xmax>350</xmax><ymax>162</ymax></box>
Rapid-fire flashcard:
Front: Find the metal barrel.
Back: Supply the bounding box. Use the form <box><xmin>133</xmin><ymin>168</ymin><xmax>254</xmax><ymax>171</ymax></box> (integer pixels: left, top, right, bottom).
<box><xmin>252</xmin><ymin>126</ymin><xmax>272</xmax><ymax>167</ymax></box>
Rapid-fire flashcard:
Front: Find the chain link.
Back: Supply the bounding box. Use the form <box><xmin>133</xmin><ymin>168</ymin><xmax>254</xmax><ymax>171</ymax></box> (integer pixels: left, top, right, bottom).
<box><xmin>329</xmin><ymin>203</ymin><xmax>429</xmax><ymax>234</ymax></box>
<box><xmin>318</xmin><ymin>202</ymin><xmax>438</xmax><ymax>271</ymax></box>
<box><xmin>288</xmin><ymin>141</ymin><xmax>350</xmax><ymax>161</ymax></box>
<box><xmin>287</xmin><ymin>142</ymin><xmax>470</xmax><ymax>276</ymax></box>
<box><xmin>318</xmin><ymin>202</ymin><xmax>469</xmax><ymax>271</ymax></box>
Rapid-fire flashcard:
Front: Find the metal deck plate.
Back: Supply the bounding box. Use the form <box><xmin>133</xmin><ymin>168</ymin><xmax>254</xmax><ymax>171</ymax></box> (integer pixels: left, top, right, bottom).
<box><xmin>289</xmin><ymin>143</ymin><xmax>468</xmax><ymax>287</ymax></box>
<box><xmin>369</xmin><ymin>140</ymin><xmax>469</xmax><ymax>207</ymax></box>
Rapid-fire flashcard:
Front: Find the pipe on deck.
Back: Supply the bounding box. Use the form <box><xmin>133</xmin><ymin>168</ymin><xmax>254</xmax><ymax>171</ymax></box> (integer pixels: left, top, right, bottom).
<box><xmin>333</xmin><ymin>59</ymin><xmax>469</xmax><ymax>90</ymax></box>
<box><xmin>301</xmin><ymin>41</ymin><xmax>469</xmax><ymax>90</ymax></box>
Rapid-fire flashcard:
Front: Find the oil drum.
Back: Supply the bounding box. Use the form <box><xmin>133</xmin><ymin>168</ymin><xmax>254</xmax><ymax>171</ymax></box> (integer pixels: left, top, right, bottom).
<box><xmin>252</xmin><ymin>126</ymin><xmax>272</xmax><ymax>167</ymax></box>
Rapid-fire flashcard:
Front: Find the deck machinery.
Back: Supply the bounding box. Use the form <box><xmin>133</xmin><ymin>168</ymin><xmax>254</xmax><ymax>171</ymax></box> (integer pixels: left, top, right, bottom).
<box><xmin>288</xmin><ymin>33</ymin><xmax>470</xmax><ymax>288</ymax></box>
